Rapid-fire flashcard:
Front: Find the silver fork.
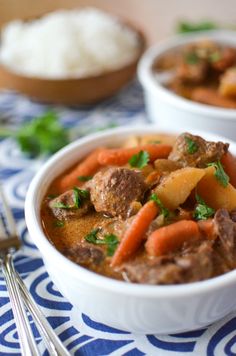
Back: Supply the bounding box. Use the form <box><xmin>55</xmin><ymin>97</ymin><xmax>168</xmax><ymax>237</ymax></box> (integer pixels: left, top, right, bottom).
<box><xmin>0</xmin><ymin>185</ymin><xmax>70</xmax><ymax>356</ymax></box>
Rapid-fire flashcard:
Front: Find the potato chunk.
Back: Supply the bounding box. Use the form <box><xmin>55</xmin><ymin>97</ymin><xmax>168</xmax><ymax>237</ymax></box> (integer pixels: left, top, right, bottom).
<box><xmin>197</xmin><ymin>166</ymin><xmax>236</xmax><ymax>211</ymax></box>
<box><xmin>219</xmin><ymin>67</ymin><xmax>236</xmax><ymax>98</ymax></box>
<box><xmin>154</xmin><ymin>167</ymin><xmax>205</xmax><ymax>210</ymax></box>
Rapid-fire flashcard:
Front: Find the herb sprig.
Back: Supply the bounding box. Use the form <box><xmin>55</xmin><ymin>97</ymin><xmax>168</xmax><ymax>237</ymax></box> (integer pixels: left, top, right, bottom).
<box><xmin>193</xmin><ymin>194</ymin><xmax>215</xmax><ymax>220</ymax></box>
<box><xmin>177</xmin><ymin>20</ymin><xmax>218</xmax><ymax>34</ymax></box>
<box><xmin>0</xmin><ymin>112</ymin><xmax>70</xmax><ymax>157</ymax></box>
<box><xmin>0</xmin><ymin>113</ymin><xmax>120</xmax><ymax>158</ymax></box>
<box><xmin>52</xmin><ymin>188</ymin><xmax>89</xmax><ymax>209</ymax></box>
<box><xmin>73</xmin><ymin>187</ymin><xmax>89</xmax><ymax>208</ymax></box>
<box><xmin>150</xmin><ymin>193</ymin><xmax>170</xmax><ymax>218</ymax></box>
<box><xmin>77</xmin><ymin>175</ymin><xmax>93</xmax><ymax>182</ymax></box>
<box><xmin>207</xmin><ymin>161</ymin><xmax>229</xmax><ymax>187</ymax></box>
<box><xmin>85</xmin><ymin>229</ymin><xmax>119</xmax><ymax>256</ymax></box>
<box><xmin>129</xmin><ymin>150</ymin><xmax>150</xmax><ymax>169</ymax></box>
<box><xmin>185</xmin><ymin>52</ymin><xmax>199</xmax><ymax>65</ymax></box>
<box><xmin>185</xmin><ymin>136</ymin><xmax>198</xmax><ymax>154</ymax></box>
<box><xmin>54</xmin><ymin>220</ymin><xmax>65</xmax><ymax>227</ymax></box>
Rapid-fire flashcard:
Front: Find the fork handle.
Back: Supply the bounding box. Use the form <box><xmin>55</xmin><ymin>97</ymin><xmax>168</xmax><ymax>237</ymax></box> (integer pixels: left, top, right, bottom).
<box><xmin>16</xmin><ymin>271</ymin><xmax>71</xmax><ymax>356</ymax></box>
<box><xmin>2</xmin><ymin>254</ymin><xmax>40</xmax><ymax>356</ymax></box>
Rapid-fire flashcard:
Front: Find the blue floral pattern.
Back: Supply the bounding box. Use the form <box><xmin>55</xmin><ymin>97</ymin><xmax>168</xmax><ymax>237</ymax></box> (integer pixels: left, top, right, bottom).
<box><xmin>0</xmin><ymin>83</ymin><xmax>235</xmax><ymax>355</ymax></box>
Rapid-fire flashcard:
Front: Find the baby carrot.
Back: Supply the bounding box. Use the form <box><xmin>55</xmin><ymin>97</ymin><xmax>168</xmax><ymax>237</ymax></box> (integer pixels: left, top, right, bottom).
<box><xmin>221</xmin><ymin>151</ymin><xmax>236</xmax><ymax>188</ymax></box>
<box><xmin>98</xmin><ymin>144</ymin><xmax>172</xmax><ymax>166</ymax></box>
<box><xmin>192</xmin><ymin>88</ymin><xmax>236</xmax><ymax>109</ymax></box>
<box><xmin>111</xmin><ymin>201</ymin><xmax>159</xmax><ymax>267</ymax></box>
<box><xmin>145</xmin><ymin>220</ymin><xmax>200</xmax><ymax>257</ymax></box>
<box><xmin>56</xmin><ymin>147</ymin><xmax>104</xmax><ymax>192</ymax></box>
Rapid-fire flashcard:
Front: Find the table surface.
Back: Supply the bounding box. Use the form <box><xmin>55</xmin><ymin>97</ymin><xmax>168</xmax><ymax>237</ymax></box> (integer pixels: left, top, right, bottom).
<box><xmin>0</xmin><ymin>82</ymin><xmax>235</xmax><ymax>356</ymax></box>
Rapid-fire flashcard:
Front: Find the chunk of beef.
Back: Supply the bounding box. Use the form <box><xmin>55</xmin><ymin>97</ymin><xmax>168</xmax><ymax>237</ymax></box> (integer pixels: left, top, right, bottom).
<box><xmin>211</xmin><ymin>47</ymin><xmax>236</xmax><ymax>72</ymax></box>
<box><xmin>214</xmin><ymin>209</ymin><xmax>236</xmax><ymax>267</ymax></box>
<box><xmin>49</xmin><ymin>189</ymin><xmax>91</xmax><ymax>220</ymax></box>
<box><xmin>176</xmin><ymin>59</ymin><xmax>208</xmax><ymax>84</ymax></box>
<box><xmin>89</xmin><ymin>168</ymin><xmax>147</xmax><ymax>219</ymax></box>
<box><xmin>63</xmin><ymin>242</ymin><xmax>104</xmax><ymax>266</ymax></box>
<box><xmin>169</xmin><ymin>132</ymin><xmax>228</xmax><ymax>168</ymax></box>
<box><xmin>122</xmin><ymin>241</ymin><xmax>213</xmax><ymax>285</ymax></box>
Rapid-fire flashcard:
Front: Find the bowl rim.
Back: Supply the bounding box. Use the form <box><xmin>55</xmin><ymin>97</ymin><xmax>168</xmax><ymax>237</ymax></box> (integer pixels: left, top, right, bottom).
<box><xmin>138</xmin><ymin>29</ymin><xmax>236</xmax><ymax>119</ymax></box>
<box><xmin>25</xmin><ymin>125</ymin><xmax>236</xmax><ymax>298</ymax></box>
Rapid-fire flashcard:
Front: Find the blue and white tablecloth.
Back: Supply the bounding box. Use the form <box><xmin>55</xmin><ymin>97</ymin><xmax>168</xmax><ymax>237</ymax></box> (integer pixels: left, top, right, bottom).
<box><xmin>0</xmin><ymin>82</ymin><xmax>236</xmax><ymax>356</ymax></box>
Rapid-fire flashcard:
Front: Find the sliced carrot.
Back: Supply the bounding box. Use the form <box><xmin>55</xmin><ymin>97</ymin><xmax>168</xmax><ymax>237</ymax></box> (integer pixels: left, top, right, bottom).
<box><xmin>56</xmin><ymin>147</ymin><xmax>104</xmax><ymax>192</ymax></box>
<box><xmin>192</xmin><ymin>87</ymin><xmax>236</xmax><ymax>109</ymax></box>
<box><xmin>145</xmin><ymin>220</ymin><xmax>200</xmax><ymax>257</ymax></box>
<box><xmin>197</xmin><ymin>219</ymin><xmax>216</xmax><ymax>240</ymax></box>
<box><xmin>98</xmin><ymin>144</ymin><xmax>172</xmax><ymax>166</ymax></box>
<box><xmin>111</xmin><ymin>201</ymin><xmax>159</xmax><ymax>267</ymax></box>
<box><xmin>221</xmin><ymin>151</ymin><xmax>236</xmax><ymax>188</ymax></box>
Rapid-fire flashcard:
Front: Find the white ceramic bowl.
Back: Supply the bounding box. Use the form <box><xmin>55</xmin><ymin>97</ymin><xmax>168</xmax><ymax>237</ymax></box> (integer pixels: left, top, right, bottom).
<box><xmin>25</xmin><ymin>126</ymin><xmax>236</xmax><ymax>334</ymax></box>
<box><xmin>138</xmin><ymin>30</ymin><xmax>236</xmax><ymax>141</ymax></box>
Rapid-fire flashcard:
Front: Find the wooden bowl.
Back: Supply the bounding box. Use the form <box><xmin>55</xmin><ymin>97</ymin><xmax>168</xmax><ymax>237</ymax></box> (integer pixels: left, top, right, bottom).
<box><xmin>0</xmin><ymin>21</ymin><xmax>146</xmax><ymax>105</ymax></box>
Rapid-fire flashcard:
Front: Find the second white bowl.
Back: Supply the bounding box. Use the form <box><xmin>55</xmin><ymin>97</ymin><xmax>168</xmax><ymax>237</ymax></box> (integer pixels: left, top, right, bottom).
<box><xmin>138</xmin><ymin>30</ymin><xmax>236</xmax><ymax>140</ymax></box>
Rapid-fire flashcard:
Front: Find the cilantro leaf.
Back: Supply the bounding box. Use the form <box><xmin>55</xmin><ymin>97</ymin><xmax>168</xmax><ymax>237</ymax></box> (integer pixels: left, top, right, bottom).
<box><xmin>85</xmin><ymin>228</ymin><xmax>100</xmax><ymax>244</ymax></box>
<box><xmin>185</xmin><ymin>52</ymin><xmax>199</xmax><ymax>65</ymax></box>
<box><xmin>207</xmin><ymin>161</ymin><xmax>229</xmax><ymax>187</ymax></box>
<box><xmin>77</xmin><ymin>175</ymin><xmax>93</xmax><ymax>182</ymax></box>
<box><xmin>73</xmin><ymin>187</ymin><xmax>89</xmax><ymax>208</ymax></box>
<box><xmin>185</xmin><ymin>136</ymin><xmax>198</xmax><ymax>154</ymax></box>
<box><xmin>193</xmin><ymin>194</ymin><xmax>215</xmax><ymax>220</ymax></box>
<box><xmin>150</xmin><ymin>193</ymin><xmax>170</xmax><ymax>218</ymax></box>
<box><xmin>54</xmin><ymin>220</ymin><xmax>65</xmax><ymax>227</ymax></box>
<box><xmin>129</xmin><ymin>150</ymin><xmax>150</xmax><ymax>169</ymax></box>
<box><xmin>177</xmin><ymin>20</ymin><xmax>218</xmax><ymax>34</ymax></box>
<box><xmin>209</xmin><ymin>51</ymin><xmax>221</xmax><ymax>63</ymax></box>
<box><xmin>85</xmin><ymin>230</ymin><xmax>119</xmax><ymax>256</ymax></box>
<box><xmin>73</xmin><ymin>187</ymin><xmax>81</xmax><ymax>208</ymax></box>
<box><xmin>52</xmin><ymin>202</ymin><xmax>71</xmax><ymax>209</ymax></box>
<box><xmin>16</xmin><ymin>111</ymin><xmax>69</xmax><ymax>157</ymax></box>
<box><xmin>104</xmin><ymin>234</ymin><xmax>119</xmax><ymax>256</ymax></box>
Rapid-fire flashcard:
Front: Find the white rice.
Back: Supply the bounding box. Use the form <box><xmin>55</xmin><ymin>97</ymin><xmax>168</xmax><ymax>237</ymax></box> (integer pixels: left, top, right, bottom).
<box><xmin>0</xmin><ymin>8</ymin><xmax>140</xmax><ymax>78</ymax></box>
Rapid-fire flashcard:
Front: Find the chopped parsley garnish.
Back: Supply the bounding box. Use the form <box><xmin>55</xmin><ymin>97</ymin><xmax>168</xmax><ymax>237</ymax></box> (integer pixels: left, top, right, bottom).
<box><xmin>177</xmin><ymin>20</ymin><xmax>218</xmax><ymax>34</ymax></box>
<box><xmin>129</xmin><ymin>150</ymin><xmax>150</xmax><ymax>169</ymax></box>
<box><xmin>73</xmin><ymin>187</ymin><xmax>89</xmax><ymax>208</ymax></box>
<box><xmin>52</xmin><ymin>202</ymin><xmax>71</xmax><ymax>209</ymax></box>
<box><xmin>104</xmin><ymin>234</ymin><xmax>120</xmax><ymax>256</ymax></box>
<box><xmin>77</xmin><ymin>175</ymin><xmax>93</xmax><ymax>182</ymax></box>
<box><xmin>185</xmin><ymin>52</ymin><xmax>199</xmax><ymax>65</ymax></box>
<box><xmin>15</xmin><ymin>111</ymin><xmax>69</xmax><ymax>157</ymax></box>
<box><xmin>52</xmin><ymin>188</ymin><xmax>89</xmax><ymax>209</ymax></box>
<box><xmin>85</xmin><ymin>229</ymin><xmax>119</xmax><ymax>256</ymax></box>
<box><xmin>150</xmin><ymin>193</ymin><xmax>170</xmax><ymax>218</ymax></box>
<box><xmin>185</xmin><ymin>136</ymin><xmax>198</xmax><ymax>154</ymax></box>
<box><xmin>207</xmin><ymin>161</ymin><xmax>229</xmax><ymax>187</ymax></box>
<box><xmin>193</xmin><ymin>194</ymin><xmax>215</xmax><ymax>220</ymax></box>
<box><xmin>209</xmin><ymin>51</ymin><xmax>221</xmax><ymax>63</ymax></box>
<box><xmin>85</xmin><ymin>228</ymin><xmax>100</xmax><ymax>244</ymax></box>
<box><xmin>54</xmin><ymin>220</ymin><xmax>65</xmax><ymax>227</ymax></box>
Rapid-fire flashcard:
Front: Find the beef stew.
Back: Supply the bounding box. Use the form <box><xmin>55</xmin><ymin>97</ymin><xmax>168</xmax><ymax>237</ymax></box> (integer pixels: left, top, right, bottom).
<box><xmin>41</xmin><ymin>132</ymin><xmax>236</xmax><ymax>284</ymax></box>
<box><xmin>153</xmin><ymin>40</ymin><xmax>236</xmax><ymax>109</ymax></box>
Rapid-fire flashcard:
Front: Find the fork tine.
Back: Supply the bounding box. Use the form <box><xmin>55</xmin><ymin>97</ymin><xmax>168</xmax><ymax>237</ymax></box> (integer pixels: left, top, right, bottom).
<box><xmin>0</xmin><ymin>185</ymin><xmax>17</xmax><ymax>237</ymax></box>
